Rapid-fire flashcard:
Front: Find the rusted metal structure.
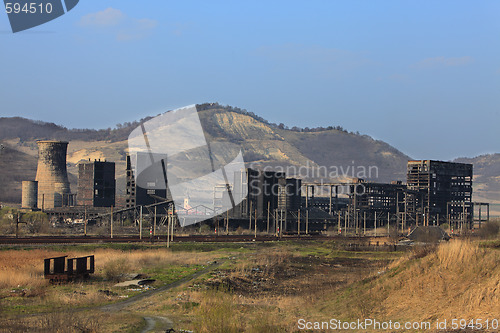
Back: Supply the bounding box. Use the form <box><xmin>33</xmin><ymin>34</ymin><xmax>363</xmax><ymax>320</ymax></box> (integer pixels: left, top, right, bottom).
<box><xmin>125</xmin><ymin>155</ymin><xmax>136</xmax><ymax>208</ymax></box>
<box><xmin>35</xmin><ymin>141</ymin><xmax>72</xmax><ymax>210</ymax></box>
<box><xmin>21</xmin><ymin>180</ymin><xmax>38</xmax><ymax>209</ymax></box>
<box><xmin>232</xmin><ymin>168</ymin><xmax>285</xmax><ymax>219</ymax></box>
<box><xmin>347</xmin><ymin>179</ymin><xmax>412</xmax><ymax>232</ymax></box>
<box><xmin>349</xmin><ymin>179</ymin><xmax>406</xmax><ymax>214</ymax></box>
<box><xmin>277</xmin><ymin>177</ymin><xmax>302</xmax><ymax>213</ymax></box>
<box><xmin>472</xmin><ymin>202</ymin><xmax>490</xmax><ymax>229</ymax></box>
<box><xmin>126</xmin><ymin>153</ymin><xmax>170</xmax><ymax>207</ymax></box>
<box><xmin>77</xmin><ymin>160</ymin><xmax>116</xmax><ymax>207</ymax></box>
<box><xmin>44</xmin><ymin>255</ymin><xmax>95</xmax><ymax>283</ymax></box>
<box><xmin>407</xmin><ymin>160</ymin><xmax>473</xmax><ymax>227</ymax></box>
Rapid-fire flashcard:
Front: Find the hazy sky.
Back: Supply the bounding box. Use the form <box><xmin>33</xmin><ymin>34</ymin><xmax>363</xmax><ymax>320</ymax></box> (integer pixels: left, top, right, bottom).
<box><xmin>0</xmin><ymin>1</ymin><xmax>499</xmax><ymax>160</ymax></box>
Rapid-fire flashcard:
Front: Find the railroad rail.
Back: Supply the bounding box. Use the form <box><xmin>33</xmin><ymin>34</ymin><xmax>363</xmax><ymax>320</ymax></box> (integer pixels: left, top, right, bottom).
<box><xmin>0</xmin><ymin>234</ymin><xmax>389</xmax><ymax>245</ymax></box>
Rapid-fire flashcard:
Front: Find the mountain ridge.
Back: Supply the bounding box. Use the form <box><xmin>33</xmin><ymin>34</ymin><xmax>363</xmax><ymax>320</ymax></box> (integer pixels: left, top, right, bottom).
<box><xmin>0</xmin><ymin>104</ymin><xmax>498</xmax><ymax>212</ymax></box>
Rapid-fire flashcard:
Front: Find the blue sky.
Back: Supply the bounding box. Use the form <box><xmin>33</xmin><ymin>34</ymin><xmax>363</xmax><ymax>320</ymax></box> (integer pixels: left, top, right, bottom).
<box><xmin>0</xmin><ymin>1</ymin><xmax>499</xmax><ymax>160</ymax></box>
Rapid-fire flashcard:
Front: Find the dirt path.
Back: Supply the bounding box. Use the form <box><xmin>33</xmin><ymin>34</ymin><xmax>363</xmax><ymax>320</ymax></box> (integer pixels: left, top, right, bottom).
<box><xmin>100</xmin><ymin>260</ymin><xmax>223</xmax><ymax>312</ymax></box>
<box><xmin>9</xmin><ymin>260</ymin><xmax>222</xmax><ymax>333</ymax></box>
<box><xmin>99</xmin><ymin>260</ymin><xmax>223</xmax><ymax>332</ymax></box>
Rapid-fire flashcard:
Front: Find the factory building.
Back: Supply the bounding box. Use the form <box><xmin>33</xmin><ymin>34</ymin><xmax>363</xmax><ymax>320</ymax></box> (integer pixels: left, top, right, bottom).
<box><xmin>77</xmin><ymin>160</ymin><xmax>116</xmax><ymax>207</ymax></box>
<box><xmin>125</xmin><ymin>153</ymin><xmax>169</xmax><ymax>207</ymax></box>
<box><xmin>349</xmin><ymin>179</ymin><xmax>406</xmax><ymax>215</ymax></box>
<box><xmin>232</xmin><ymin>168</ymin><xmax>285</xmax><ymax>218</ymax></box>
<box><xmin>35</xmin><ymin>141</ymin><xmax>73</xmax><ymax>209</ymax></box>
<box><xmin>125</xmin><ymin>155</ymin><xmax>136</xmax><ymax>208</ymax></box>
<box><xmin>277</xmin><ymin>177</ymin><xmax>302</xmax><ymax>212</ymax></box>
<box><xmin>406</xmin><ymin>160</ymin><xmax>473</xmax><ymax>226</ymax></box>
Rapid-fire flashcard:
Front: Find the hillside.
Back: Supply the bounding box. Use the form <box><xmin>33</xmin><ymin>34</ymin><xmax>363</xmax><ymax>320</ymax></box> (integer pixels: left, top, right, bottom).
<box><xmin>455</xmin><ymin>154</ymin><xmax>500</xmax><ymax>205</ymax></box>
<box><xmin>0</xmin><ymin>104</ymin><xmax>498</xmax><ymax>208</ymax></box>
<box><xmin>325</xmin><ymin>240</ymin><xmax>500</xmax><ymax>326</ymax></box>
<box><xmin>0</xmin><ymin>146</ymin><xmax>37</xmax><ymax>203</ymax></box>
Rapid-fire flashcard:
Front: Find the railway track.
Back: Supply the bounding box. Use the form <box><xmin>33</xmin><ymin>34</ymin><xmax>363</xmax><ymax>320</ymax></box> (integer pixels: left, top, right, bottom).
<box><xmin>0</xmin><ymin>234</ymin><xmax>379</xmax><ymax>245</ymax></box>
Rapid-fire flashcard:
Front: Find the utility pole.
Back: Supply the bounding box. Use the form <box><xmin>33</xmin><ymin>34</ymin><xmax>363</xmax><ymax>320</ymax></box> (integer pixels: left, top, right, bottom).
<box><xmin>387</xmin><ymin>212</ymin><xmax>390</xmax><ymax>235</ymax></box>
<box><xmin>329</xmin><ymin>185</ymin><xmax>333</xmax><ymax>215</ymax></box>
<box><xmin>15</xmin><ymin>213</ymin><xmax>28</xmax><ymax>238</ymax></box>
<box><xmin>110</xmin><ymin>206</ymin><xmax>113</xmax><ymax>239</ymax></box>
<box><xmin>280</xmin><ymin>209</ymin><xmax>283</xmax><ymax>238</ymax></box>
<box><xmin>84</xmin><ymin>205</ymin><xmax>87</xmax><ymax>236</ymax></box>
<box><xmin>346</xmin><ymin>206</ymin><xmax>350</xmax><ymax>235</ymax></box>
<box><xmin>154</xmin><ymin>206</ymin><xmax>157</xmax><ymax>237</ymax></box>
<box><xmin>305</xmin><ymin>185</ymin><xmax>309</xmax><ymax>235</ymax></box>
<box><xmin>363</xmin><ymin>211</ymin><xmax>366</xmax><ymax>236</ymax></box>
<box><xmin>273</xmin><ymin>209</ymin><xmax>280</xmax><ymax>237</ymax></box>
<box><xmin>306</xmin><ymin>208</ymin><xmax>309</xmax><ymax>235</ymax></box>
<box><xmin>338</xmin><ymin>211</ymin><xmax>341</xmax><ymax>234</ymax></box>
<box><xmin>15</xmin><ymin>213</ymin><xmax>20</xmax><ymax>238</ymax></box>
<box><xmin>462</xmin><ymin>201</ymin><xmax>466</xmax><ymax>232</ymax></box>
<box><xmin>267</xmin><ymin>202</ymin><xmax>270</xmax><ymax>234</ymax></box>
<box><xmin>344</xmin><ymin>210</ymin><xmax>347</xmax><ymax>236</ymax></box>
<box><xmin>167</xmin><ymin>216</ymin><xmax>170</xmax><ymax>248</ymax></box>
<box><xmin>139</xmin><ymin>206</ymin><xmax>143</xmax><ymax>240</ymax></box>
<box><xmin>298</xmin><ymin>209</ymin><xmax>300</xmax><ymax>235</ymax></box>
<box><xmin>171</xmin><ymin>215</ymin><xmax>174</xmax><ymax>242</ymax></box>
<box><xmin>254</xmin><ymin>208</ymin><xmax>257</xmax><ymax>238</ymax></box>
<box><xmin>249</xmin><ymin>201</ymin><xmax>252</xmax><ymax>230</ymax></box>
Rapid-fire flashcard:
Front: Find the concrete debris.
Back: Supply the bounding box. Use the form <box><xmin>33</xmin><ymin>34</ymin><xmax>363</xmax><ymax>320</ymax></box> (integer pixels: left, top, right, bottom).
<box><xmin>114</xmin><ymin>279</ymin><xmax>156</xmax><ymax>287</ymax></box>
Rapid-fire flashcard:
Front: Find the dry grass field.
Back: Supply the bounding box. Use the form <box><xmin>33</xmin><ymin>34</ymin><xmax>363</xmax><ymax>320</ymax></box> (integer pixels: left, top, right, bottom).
<box><xmin>0</xmin><ymin>238</ymin><xmax>498</xmax><ymax>332</ymax></box>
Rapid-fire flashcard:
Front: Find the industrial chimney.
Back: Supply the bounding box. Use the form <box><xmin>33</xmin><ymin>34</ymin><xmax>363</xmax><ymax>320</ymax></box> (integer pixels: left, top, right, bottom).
<box><xmin>35</xmin><ymin>141</ymin><xmax>71</xmax><ymax>210</ymax></box>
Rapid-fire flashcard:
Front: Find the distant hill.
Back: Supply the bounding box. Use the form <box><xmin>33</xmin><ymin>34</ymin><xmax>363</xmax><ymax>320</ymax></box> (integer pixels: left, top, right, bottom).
<box><xmin>0</xmin><ymin>104</ymin><xmax>498</xmax><ymax>210</ymax></box>
<box><xmin>0</xmin><ymin>146</ymin><xmax>37</xmax><ymax>203</ymax></box>
<box><xmin>454</xmin><ymin>154</ymin><xmax>500</xmax><ymax>205</ymax></box>
<box><xmin>0</xmin><ymin>116</ymin><xmax>153</xmax><ymax>143</ymax></box>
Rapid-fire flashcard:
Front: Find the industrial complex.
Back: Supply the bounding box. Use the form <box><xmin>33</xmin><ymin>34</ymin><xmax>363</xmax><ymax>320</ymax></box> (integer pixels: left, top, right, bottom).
<box><xmin>18</xmin><ymin>139</ymin><xmax>490</xmax><ymax>237</ymax></box>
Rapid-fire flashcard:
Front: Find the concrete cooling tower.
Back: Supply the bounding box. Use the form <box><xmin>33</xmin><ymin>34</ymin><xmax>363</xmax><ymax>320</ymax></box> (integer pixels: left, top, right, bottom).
<box><xmin>35</xmin><ymin>141</ymin><xmax>71</xmax><ymax>209</ymax></box>
<box><xmin>21</xmin><ymin>181</ymin><xmax>38</xmax><ymax>209</ymax></box>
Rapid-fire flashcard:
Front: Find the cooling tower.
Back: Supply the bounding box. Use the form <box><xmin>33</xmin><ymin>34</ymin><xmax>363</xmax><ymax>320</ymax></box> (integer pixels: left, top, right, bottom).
<box><xmin>35</xmin><ymin>141</ymin><xmax>71</xmax><ymax>209</ymax></box>
<box><xmin>22</xmin><ymin>181</ymin><xmax>38</xmax><ymax>209</ymax></box>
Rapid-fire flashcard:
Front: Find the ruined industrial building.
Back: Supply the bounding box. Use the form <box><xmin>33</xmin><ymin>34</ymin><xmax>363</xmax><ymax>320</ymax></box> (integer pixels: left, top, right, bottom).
<box><xmin>77</xmin><ymin>160</ymin><xmax>116</xmax><ymax>208</ymax></box>
<box><xmin>18</xmin><ymin>139</ymin><xmax>490</xmax><ymax>236</ymax></box>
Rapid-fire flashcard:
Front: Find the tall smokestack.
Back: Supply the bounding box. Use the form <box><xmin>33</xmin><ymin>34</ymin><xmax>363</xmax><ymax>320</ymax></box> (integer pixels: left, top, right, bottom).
<box><xmin>35</xmin><ymin>141</ymin><xmax>71</xmax><ymax>209</ymax></box>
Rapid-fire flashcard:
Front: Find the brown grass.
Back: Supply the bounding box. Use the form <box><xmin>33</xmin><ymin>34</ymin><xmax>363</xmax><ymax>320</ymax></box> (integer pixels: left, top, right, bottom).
<box><xmin>0</xmin><ymin>246</ymin><xmax>223</xmax><ymax>326</ymax></box>
<box><xmin>2</xmin><ymin>240</ymin><xmax>495</xmax><ymax>332</ymax></box>
<box><xmin>0</xmin><ymin>311</ymin><xmax>102</xmax><ymax>332</ymax></box>
<box><xmin>328</xmin><ymin>240</ymin><xmax>500</xmax><ymax>324</ymax></box>
<box><xmin>0</xmin><ymin>248</ymin><xmax>219</xmax><ymax>290</ymax></box>
<box><xmin>0</xmin><ymin>249</ymin><xmax>59</xmax><ymax>290</ymax></box>
<box><xmin>130</xmin><ymin>245</ymin><xmax>385</xmax><ymax>332</ymax></box>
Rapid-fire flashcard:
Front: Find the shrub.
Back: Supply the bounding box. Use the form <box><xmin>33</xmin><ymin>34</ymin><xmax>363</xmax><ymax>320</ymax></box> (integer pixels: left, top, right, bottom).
<box><xmin>22</xmin><ymin>211</ymin><xmax>50</xmax><ymax>234</ymax></box>
<box><xmin>476</xmin><ymin>221</ymin><xmax>500</xmax><ymax>239</ymax></box>
<box><xmin>102</xmin><ymin>258</ymin><xmax>130</xmax><ymax>282</ymax></box>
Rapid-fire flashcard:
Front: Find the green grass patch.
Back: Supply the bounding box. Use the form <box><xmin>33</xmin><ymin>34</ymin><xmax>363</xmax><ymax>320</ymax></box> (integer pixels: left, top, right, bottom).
<box><xmin>144</xmin><ymin>264</ymin><xmax>204</xmax><ymax>285</ymax></box>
